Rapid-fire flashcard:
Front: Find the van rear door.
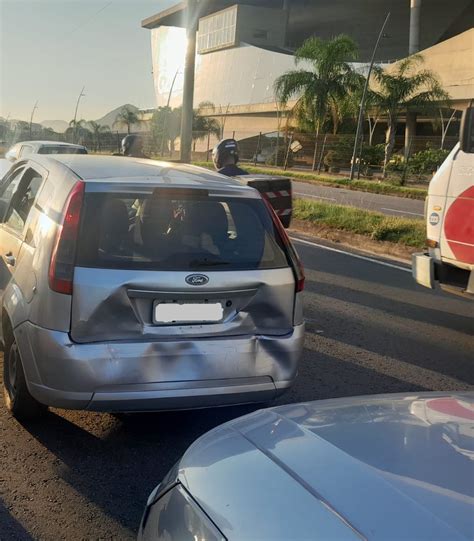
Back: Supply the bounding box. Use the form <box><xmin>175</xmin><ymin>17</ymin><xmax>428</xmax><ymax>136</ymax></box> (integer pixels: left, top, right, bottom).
<box><xmin>70</xmin><ymin>184</ymin><xmax>297</xmax><ymax>343</ymax></box>
<box><xmin>440</xmin><ymin>147</ymin><xmax>474</xmax><ymax>266</ymax></box>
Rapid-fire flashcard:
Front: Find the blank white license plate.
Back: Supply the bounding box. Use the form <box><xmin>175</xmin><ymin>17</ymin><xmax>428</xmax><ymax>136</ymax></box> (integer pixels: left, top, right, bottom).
<box><xmin>154</xmin><ymin>303</ymin><xmax>223</xmax><ymax>323</ymax></box>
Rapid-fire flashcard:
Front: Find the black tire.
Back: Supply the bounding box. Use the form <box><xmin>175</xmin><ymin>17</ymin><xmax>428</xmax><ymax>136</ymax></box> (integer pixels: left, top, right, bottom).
<box><xmin>3</xmin><ymin>338</ymin><xmax>47</xmax><ymax>421</ymax></box>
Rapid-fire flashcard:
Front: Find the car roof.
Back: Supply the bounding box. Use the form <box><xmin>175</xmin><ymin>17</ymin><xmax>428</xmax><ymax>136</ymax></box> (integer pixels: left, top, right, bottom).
<box><xmin>14</xmin><ymin>140</ymin><xmax>86</xmax><ymax>148</ymax></box>
<box><xmin>26</xmin><ymin>155</ymin><xmax>256</xmax><ymax>194</ymax></box>
<box><xmin>177</xmin><ymin>391</ymin><xmax>474</xmax><ymax>540</ymax></box>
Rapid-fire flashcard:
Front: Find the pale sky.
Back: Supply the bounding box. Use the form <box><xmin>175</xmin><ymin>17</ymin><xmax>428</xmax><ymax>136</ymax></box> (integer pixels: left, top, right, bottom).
<box><xmin>0</xmin><ymin>0</ymin><xmax>175</xmax><ymax>122</ymax></box>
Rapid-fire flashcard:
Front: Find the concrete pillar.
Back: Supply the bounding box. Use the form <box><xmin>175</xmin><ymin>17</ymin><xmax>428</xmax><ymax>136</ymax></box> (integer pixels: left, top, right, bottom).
<box><xmin>180</xmin><ymin>0</ymin><xmax>198</xmax><ymax>163</ymax></box>
<box><xmin>405</xmin><ymin>112</ymin><xmax>417</xmax><ymax>158</ymax></box>
<box><xmin>409</xmin><ymin>0</ymin><xmax>422</xmax><ymax>55</ymax></box>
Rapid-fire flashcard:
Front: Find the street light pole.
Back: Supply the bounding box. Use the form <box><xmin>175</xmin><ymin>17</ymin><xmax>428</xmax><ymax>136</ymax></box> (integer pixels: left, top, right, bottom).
<box><xmin>72</xmin><ymin>86</ymin><xmax>86</xmax><ymax>143</ymax></box>
<box><xmin>350</xmin><ymin>12</ymin><xmax>390</xmax><ymax>180</ymax></box>
<box><xmin>161</xmin><ymin>69</ymin><xmax>181</xmax><ymax>157</ymax></box>
<box><xmin>29</xmin><ymin>101</ymin><xmax>38</xmax><ymax>139</ymax></box>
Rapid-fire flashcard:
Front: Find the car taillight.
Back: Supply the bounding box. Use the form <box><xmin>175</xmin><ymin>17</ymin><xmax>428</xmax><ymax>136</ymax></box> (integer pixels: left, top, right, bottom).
<box><xmin>48</xmin><ymin>181</ymin><xmax>84</xmax><ymax>294</ymax></box>
<box><xmin>263</xmin><ymin>197</ymin><xmax>305</xmax><ymax>292</ymax></box>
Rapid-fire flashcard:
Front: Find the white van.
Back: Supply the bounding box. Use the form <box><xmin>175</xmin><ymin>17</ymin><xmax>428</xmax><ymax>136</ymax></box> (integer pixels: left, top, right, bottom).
<box><xmin>412</xmin><ymin>108</ymin><xmax>474</xmax><ymax>299</ymax></box>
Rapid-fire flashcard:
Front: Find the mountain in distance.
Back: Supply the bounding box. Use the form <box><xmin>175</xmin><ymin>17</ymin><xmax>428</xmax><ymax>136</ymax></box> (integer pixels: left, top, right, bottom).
<box><xmin>38</xmin><ymin>103</ymin><xmax>143</xmax><ymax>134</ymax></box>
<box><xmin>40</xmin><ymin>119</ymin><xmax>69</xmax><ymax>133</ymax></box>
<box><xmin>95</xmin><ymin>104</ymin><xmax>139</xmax><ymax>129</ymax></box>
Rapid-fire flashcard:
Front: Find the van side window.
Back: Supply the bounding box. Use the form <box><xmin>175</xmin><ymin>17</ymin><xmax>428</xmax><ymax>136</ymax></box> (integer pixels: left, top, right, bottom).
<box><xmin>4</xmin><ymin>168</ymin><xmax>44</xmax><ymax>235</ymax></box>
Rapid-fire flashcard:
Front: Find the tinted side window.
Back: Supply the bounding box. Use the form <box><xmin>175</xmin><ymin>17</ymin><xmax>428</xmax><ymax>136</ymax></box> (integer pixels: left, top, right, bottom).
<box><xmin>38</xmin><ymin>146</ymin><xmax>87</xmax><ymax>155</ymax></box>
<box><xmin>4</xmin><ymin>168</ymin><xmax>44</xmax><ymax>234</ymax></box>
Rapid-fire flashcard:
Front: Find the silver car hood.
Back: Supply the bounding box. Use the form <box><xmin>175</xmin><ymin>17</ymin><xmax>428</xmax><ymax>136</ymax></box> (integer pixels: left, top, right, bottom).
<box><xmin>178</xmin><ymin>392</ymin><xmax>474</xmax><ymax>540</ymax></box>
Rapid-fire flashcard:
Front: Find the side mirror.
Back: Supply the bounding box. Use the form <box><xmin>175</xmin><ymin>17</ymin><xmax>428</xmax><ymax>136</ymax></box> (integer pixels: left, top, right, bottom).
<box><xmin>460</xmin><ymin>107</ymin><xmax>474</xmax><ymax>153</ymax></box>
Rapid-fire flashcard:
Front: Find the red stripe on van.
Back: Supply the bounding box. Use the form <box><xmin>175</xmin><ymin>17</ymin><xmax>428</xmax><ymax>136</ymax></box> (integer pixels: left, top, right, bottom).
<box><xmin>444</xmin><ymin>186</ymin><xmax>474</xmax><ymax>264</ymax></box>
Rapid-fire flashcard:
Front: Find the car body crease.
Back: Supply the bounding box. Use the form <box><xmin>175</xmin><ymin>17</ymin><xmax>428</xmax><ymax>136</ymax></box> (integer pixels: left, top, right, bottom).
<box><xmin>229</xmin><ymin>417</ymin><xmax>367</xmax><ymax>541</ymax></box>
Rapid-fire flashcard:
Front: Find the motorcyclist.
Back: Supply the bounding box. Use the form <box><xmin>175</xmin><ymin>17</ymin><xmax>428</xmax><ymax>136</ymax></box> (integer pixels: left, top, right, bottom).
<box><xmin>118</xmin><ymin>134</ymin><xmax>150</xmax><ymax>158</ymax></box>
<box><xmin>212</xmin><ymin>138</ymin><xmax>248</xmax><ymax>177</ymax></box>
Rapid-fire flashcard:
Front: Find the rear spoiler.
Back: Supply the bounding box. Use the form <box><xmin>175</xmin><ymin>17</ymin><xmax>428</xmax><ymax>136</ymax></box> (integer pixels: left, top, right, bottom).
<box><xmin>236</xmin><ymin>175</ymin><xmax>292</xmax><ymax>228</ymax></box>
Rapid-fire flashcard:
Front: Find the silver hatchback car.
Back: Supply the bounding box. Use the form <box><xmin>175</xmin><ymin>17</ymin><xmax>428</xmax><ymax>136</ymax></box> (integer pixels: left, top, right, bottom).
<box><xmin>0</xmin><ymin>155</ymin><xmax>304</xmax><ymax>420</ymax></box>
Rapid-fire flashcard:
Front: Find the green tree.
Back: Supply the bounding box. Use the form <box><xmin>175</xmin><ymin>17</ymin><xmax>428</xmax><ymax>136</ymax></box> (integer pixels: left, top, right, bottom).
<box><xmin>192</xmin><ymin>101</ymin><xmax>221</xmax><ymax>149</ymax></box>
<box><xmin>66</xmin><ymin>119</ymin><xmax>91</xmax><ymax>144</ymax></box>
<box><xmin>0</xmin><ymin>118</ymin><xmax>11</xmax><ymax>141</ymax></box>
<box><xmin>370</xmin><ymin>54</ymin><xmax>449</xmax><ymax>176</ymax></box>
<box><xmin>274</xmin><ymin>35</ymin><xmax>359</xmax><ymax>169</ymax></box>
<box><xmin>113</xmin><ymin>106</ymin><xmax>141</xmax><ymax>134</ymax></box>
<box><xmin>150</xmin><ymin>106</ymin><xmax>181</xmax><ymax>155</ymax></box>
<box><xmin>88</xmin><ymin>121</ymin><xmax>110</xmax><ymax>151</ymax></box>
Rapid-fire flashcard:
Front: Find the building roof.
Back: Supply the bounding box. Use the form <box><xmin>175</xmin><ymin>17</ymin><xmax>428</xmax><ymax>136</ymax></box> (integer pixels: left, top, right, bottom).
<box><xmin>142</xmin><ymin>0</ymin><xmax>474</xmax><ymax>62</ymax></box>
<box><xmin>141</xmin><ymin>1</ymin><xmax>281</xmax><ymax>30</ymax></box>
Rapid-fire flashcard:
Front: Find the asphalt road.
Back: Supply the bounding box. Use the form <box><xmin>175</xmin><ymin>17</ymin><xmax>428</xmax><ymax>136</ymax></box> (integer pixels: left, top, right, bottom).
<box><xmin>1</xmin><ymin>237</ymin><xmax>473</xmax><ymax>541</ymax></box>
<box><xmin>293</xmin><ymin>180</ymin><xmax>425</xmax><ymax>219</ymax></box>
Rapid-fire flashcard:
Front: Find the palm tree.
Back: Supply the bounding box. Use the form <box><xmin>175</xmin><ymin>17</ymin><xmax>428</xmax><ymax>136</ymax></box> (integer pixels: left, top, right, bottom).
<box><xmin>370</xmin><ymin>54</ymin><xmax>449</xmax><ymax>176</ymax></box>
<box><xmin>151</xmin><ymin>106</ymin><xmax>181</xmax><ymax>156</ymax></box>
<box><xmin>88</xmin><ymin>121</ymin><xmax>110</xmax><ymax>151</ymax></box>
<box><xmin>67</xmin><ymin>119</ymin><xmax>88</xmax><ymax>143</ymax></box>
<box><xmin>274</xmin><ymin>35</ymin><xmax>359</xmax><ymax>170</ymax></box>
<box><xmin>113</xmin><ymin>106</ymin><xmax>141</xmax><ymax>134</ymax></box>
<box><xmin>192</xmin><ymin>101</ymin><xmax>221</xmax><ymax>149</ymax></box>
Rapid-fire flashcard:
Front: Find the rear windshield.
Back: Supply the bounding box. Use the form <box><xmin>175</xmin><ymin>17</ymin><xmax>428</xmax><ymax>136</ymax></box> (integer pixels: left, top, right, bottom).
<box><xmin>38</xmin><ymin>146</ymin><xmax>87</xmax><ymax>154</ymax></box>
<box><xmin>76</xmin><ymin>189</ymin><xmax>289</xmax><ymax>271</ymax></box>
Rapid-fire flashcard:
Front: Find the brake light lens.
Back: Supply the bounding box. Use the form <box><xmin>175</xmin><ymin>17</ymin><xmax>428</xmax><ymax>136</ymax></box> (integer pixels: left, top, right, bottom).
<box><xmin>263</xmin><ymin>197</ymin><xmax>305</xmax><ymax>292</ymax></box>
<box><xmin>48</xmin><ymin>181</ymin><xmax>84</xmax><ymax>294</ymax></box>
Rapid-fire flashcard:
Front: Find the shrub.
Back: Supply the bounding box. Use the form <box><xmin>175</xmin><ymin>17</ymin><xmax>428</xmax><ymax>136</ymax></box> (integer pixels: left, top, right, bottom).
<box><xmin>265</xmin><ymin>147</ymin><xmax>294</xmax><ymax>167</ymax></box>
<box><xmin>324</xmin><ymin>136</ymin><xmax>354</xmax><ymax>171</ymax></box>
<box><xmin>408</xmin><ymin>148</ymin><xmax>449</xmax><ymax>175</ymax></box>
<box><xmin>386</xmin><ymin>154</ymin><xmax>405</xmax><ymax>172</ymax></box>
<box><xmin>360</xmin><ymin>144</ymin><xmax>385</xmax><ymax>175</ymax></box>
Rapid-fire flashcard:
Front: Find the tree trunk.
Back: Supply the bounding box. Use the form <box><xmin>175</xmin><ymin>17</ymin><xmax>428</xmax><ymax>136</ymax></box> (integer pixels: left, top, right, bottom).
<box><xmin>383</xmin><ymin>118</ymin><xmax>396</xmax><ymax>178</ymax></box>
<box><xmin>311</xmin><ymin>123</ymin><xmax>321</xmax><ymax>171</ymax></box>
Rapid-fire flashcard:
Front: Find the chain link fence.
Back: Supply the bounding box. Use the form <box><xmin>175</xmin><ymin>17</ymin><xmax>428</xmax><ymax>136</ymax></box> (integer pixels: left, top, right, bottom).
<box><xmin>2</xmin><ymin>124</ymin><xmax>458</xmax><ymax>183</ymax></box>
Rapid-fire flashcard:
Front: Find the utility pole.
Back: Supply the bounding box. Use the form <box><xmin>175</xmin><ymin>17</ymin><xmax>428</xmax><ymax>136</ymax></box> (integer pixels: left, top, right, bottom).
<box><xmin>72</xmin><ymin>86</ymin><xmax>86</xmax><ymax>143</ymax></box>
<box><xmin>29</xmin><ymin>101</ymin><xmax>38</xmax><ymax>139</ymax></box>
<box><xmin>179</xmin><ymin>0</ymin><xmax>198</xmax><ymax>163</ymax></box>
<box><xmin>409</xmin><ymin>0</ymin><xmax>422</xmax><ymax>55</ymax></box>
<box><xmin>350</xmin><ymin>12</ymin><xmax>390</xmax><ymax>180</ymax></box>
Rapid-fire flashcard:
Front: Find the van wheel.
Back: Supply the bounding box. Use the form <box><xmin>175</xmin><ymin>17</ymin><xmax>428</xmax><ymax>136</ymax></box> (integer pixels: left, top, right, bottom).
<box><xmin>3</xmin><ymin>339</ymin><xmax>47</xmax><ymax>421</ymax></box>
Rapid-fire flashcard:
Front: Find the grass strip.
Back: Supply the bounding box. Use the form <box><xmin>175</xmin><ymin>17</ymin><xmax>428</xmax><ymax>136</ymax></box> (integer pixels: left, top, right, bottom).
<box><xmin>192</xmin><ymin>161</ymin><xmax>427</xmax><ymax>200</ymax></box>
<box><xmin>293</xmin><ymin>198</ymin><xmax>425</xmax><ymax>248</ymax></box>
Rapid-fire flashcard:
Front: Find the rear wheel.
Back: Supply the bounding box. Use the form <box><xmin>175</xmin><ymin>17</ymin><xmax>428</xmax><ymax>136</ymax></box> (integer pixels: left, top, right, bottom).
<box><xmin>3</xmin><ymin>338</ymin><xmax>47</xmax><ymax>421</ymax></box>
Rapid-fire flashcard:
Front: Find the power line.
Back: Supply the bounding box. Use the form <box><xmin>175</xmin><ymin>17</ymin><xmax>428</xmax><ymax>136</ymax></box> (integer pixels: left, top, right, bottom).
<box><xmin>61</xmin><ymin>1</ymin><xmax>114</xmax><ymax>38</ymax></box>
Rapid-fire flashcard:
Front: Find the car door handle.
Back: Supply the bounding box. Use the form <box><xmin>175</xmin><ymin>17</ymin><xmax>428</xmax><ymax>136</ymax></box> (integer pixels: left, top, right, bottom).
<box><xmin>5</xmin><ymin>253</ymin><xmax>16</xmax><ymax>266</ymax></box>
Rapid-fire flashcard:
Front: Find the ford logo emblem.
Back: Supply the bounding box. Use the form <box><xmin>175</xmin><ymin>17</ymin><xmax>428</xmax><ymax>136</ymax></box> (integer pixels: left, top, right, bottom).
<box><xmin>185</xmin><ymin>274</ymin><xmax>209</xmax><ymax>286</ymax></box>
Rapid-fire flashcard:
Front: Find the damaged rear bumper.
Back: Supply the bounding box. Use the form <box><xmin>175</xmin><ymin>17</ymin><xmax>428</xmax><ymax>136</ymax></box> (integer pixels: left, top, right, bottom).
<box><xmin>17</xmin><ymin>322</ymin><xmax>305</xmax><ymax>411</ymax></box>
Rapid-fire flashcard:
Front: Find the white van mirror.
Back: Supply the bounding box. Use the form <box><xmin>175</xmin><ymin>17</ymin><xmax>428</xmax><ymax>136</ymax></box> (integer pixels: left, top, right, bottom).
<box><xmin>460</xmin><ymin>107</ymin><xmax>474</xmax><ymax>153</ymax></box>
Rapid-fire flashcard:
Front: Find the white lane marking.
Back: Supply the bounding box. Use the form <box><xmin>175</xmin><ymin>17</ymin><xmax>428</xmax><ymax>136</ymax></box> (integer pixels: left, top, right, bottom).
<box><xmin>291</xmin><ymin>237</ymin><xmax>411</xmax><ymax>273</ymax></box>
<box><xmin>381</xmin><ymin>207</ymin><xmax>424</xmax><ymax>217</ymax></box>
<box><xmin>294</xmin><ymin>192</ymin><xmax>337</xmax><ymax>202</ymax></box>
